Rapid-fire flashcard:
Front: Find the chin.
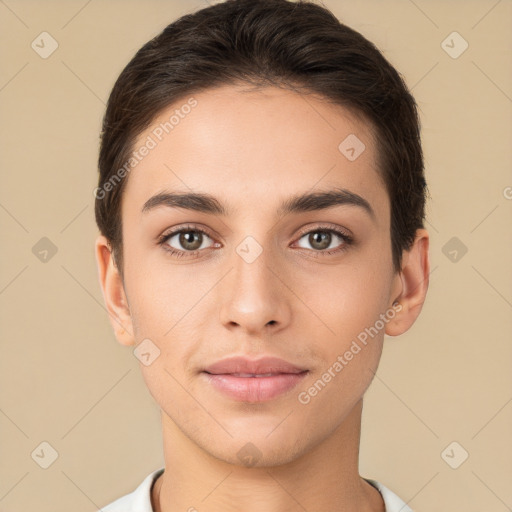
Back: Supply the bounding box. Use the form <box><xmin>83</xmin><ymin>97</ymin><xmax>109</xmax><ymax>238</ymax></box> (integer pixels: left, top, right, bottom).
<box><xmin>194</xmin><ymin>426</ymin><xmax>310</xmax><ymax>469</ymax></box>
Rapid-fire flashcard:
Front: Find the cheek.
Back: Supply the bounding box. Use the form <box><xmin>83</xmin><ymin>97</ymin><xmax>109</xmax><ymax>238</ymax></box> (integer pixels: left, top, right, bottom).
<box><xmin>294</xmin><ymin>269</ymin><xmax>388</xmax><ymax>405</ymax></box>
<box><xmin>123</xmin><ymin>238</ymin><xmax>188</xmax><ymax>334</ymax></box>
<box><xmin>295</xmin><ymin>258</ymin><xmax>392</xmax><ymax>342</ymax></box>
<box><xmin>291</xmin><ymin>261</ymin><xmax>390</xmax><ymax>398</ymax></box>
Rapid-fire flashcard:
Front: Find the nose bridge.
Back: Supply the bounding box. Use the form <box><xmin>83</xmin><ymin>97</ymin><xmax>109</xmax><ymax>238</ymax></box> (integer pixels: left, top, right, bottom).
<box><xmin>218</xmin><ymin>230</ymin><xmax>290</xmax><ymax>333</ymax></box>
<box><xmin>234</xmin><ymin>234</ymin><xmax>274</xmax><ymax>295</ymax></box>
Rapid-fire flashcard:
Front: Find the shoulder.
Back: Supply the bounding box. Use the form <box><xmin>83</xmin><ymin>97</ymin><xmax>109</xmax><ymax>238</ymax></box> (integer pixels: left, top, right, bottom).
<box><xmin>101</xmin><ymin>468</ymin><xmax>164</xmax><ymax>512</ymax></box>
<box><xmin>363</xmin><ymin>478</ymin><xmax>414</xmax><ymax>512</ymax></box>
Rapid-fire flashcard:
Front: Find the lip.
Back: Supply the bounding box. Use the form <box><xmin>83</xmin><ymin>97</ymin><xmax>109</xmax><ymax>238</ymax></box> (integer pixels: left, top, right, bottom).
<box><xmin>203</xmin><ymin>356</ymin><xmax>307</xmax><ymax>375</ymax></box>
<box><xmin>202</xmin><ymin>356</ymin><xmax>309</xmax><ymax>402</ymax></box>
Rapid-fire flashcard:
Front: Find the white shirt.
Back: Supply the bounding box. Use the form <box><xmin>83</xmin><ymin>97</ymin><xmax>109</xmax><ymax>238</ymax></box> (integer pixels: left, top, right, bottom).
<box><xmin>101</xmin><ymin>468</ymin><xmax>413</xmax><ymax>511</ymax></box>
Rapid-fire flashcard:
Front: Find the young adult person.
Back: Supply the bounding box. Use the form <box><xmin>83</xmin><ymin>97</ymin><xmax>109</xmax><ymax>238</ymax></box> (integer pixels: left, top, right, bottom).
<box><xmin>94</xmin><ymin>1</ymin><xmax>430</xmax><ymax>510</ymax></box>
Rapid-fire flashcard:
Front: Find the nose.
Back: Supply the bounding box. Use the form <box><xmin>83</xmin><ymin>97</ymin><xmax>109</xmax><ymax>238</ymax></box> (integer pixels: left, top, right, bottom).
<box><xmin>218</xmin><ymin>242</ymin><xmax>292</xmax><ymax>336</ymax></box>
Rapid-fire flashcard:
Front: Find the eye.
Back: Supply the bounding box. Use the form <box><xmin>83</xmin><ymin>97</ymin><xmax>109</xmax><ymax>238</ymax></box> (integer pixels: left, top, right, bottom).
<box><xmin>157</xmin><ymin>223</ymin><xmax>353</xmax><ymax>260</ymax></box>
<box><xmin>158</xmin><ymin>225</ymin><xmax>217</xmax><ymax>258</ymax></box>
<box><xmin>294</xmin><ymin>225</ymin><xmax>353</xmax><ymax>256</ymax></box>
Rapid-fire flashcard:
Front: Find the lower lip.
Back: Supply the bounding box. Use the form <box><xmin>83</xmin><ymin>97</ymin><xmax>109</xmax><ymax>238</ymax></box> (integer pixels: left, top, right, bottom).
<box><xmin>202</xmin><ymin>371</ymin><xmax>309</xmax><ymax>402</ymax></box>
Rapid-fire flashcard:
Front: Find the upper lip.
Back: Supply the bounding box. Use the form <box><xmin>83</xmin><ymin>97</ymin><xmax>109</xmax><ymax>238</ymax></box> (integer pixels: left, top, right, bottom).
<box><xmin>203</xmin><ymin>356</ymin><xmax>308</xmax><ymax>375</ymax></box>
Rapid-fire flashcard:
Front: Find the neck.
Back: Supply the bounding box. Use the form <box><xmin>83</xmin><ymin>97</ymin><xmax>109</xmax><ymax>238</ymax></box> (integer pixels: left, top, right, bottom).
<box><xmin>152</xmin><ymin>399</ymin><xmax>384</xmax><ymax>512</ymax></box>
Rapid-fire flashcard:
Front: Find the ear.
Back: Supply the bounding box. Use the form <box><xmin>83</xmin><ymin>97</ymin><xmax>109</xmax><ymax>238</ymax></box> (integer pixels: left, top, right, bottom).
<box><xmin>95</xmin><ymin>234</ymin><xmax>136</xmax><ymax>346</ymax></box>
<box><xmin>385</xmin><ymin>228</ymin><xmax>430</xmax><ymax>336</ymax></box>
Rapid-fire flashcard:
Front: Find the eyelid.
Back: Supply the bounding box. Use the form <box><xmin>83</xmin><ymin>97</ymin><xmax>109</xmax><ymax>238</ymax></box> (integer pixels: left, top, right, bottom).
<box><xmin>295</xmin><ymin>222</ymin><xmax>353</xmax><ymax>240</ymax></box>
<box><xmin>158</xmin><ymin>223</ymin><xmax>216</xmax><ymax>243</ymax></box>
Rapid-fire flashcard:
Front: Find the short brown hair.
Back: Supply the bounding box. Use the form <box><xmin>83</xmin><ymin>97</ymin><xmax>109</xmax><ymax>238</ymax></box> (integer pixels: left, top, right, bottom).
<box><xmin>95</xmin><ymin>0</ymin><xmax>427</xmax><ymax>279</ymax></box>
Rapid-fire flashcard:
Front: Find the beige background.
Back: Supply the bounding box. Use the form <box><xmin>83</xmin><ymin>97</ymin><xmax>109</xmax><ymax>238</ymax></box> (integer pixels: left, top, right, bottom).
<box><xmin>1</xmin><ymin>0</ymin><xmax>511</xmax><ymax>510</ymax></box>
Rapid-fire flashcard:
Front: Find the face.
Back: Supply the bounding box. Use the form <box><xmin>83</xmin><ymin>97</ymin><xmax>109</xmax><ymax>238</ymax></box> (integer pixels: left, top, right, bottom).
<box><xmin>110</xmin><ymin>84</ymin><xmax>405</xmax><ymax>466</ymax></box>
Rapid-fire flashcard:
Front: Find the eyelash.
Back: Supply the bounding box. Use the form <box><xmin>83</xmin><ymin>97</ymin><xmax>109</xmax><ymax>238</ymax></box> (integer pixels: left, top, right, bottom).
<box><xmin>157</xmin><ymin>223</ymin><xmax>354</xmax><ymax>260</ymax></box>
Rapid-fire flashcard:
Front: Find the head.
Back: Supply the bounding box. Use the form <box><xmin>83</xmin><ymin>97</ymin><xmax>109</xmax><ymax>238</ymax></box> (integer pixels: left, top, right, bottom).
<box><xmin>95</xmin><ymin>0</ymin><xmax>429</xmax><ymax>467</ymax></box>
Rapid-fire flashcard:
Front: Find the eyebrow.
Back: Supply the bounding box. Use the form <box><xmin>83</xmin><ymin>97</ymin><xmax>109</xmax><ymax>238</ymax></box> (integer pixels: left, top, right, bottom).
<box><xmin>141</xmin><ymin>187</ymin><xmax>375</xmax><ymax>220</ymax></box>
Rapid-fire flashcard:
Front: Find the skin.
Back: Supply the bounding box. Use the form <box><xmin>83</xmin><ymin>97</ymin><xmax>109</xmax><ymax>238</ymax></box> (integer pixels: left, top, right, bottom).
<box><xmin>96</xmin><ymin>83</ymin><xmax>429</xmax><ymax>512</ymax></box>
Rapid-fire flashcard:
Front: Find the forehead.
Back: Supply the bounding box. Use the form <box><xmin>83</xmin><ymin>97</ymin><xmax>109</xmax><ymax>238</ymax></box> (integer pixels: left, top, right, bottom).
<box><xmin>122</xmin><ymin>84</ymin><xmax>387</xmax><ymax>221</ymax></box>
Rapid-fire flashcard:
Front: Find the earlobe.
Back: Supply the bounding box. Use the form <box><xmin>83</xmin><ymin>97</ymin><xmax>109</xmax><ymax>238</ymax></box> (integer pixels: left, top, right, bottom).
<box><xmin>385</xmin><ymin>228</ymin><xmax>430</xmax><ymax>337</ymax></box>
<box><xmin>95</xmin><ymin>235</ymin><xmax>136</xmax><ymax>346</ymax></box>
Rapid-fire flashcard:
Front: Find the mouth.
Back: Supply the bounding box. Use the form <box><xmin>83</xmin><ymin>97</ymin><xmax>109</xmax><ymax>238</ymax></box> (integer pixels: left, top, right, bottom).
<box><xmin>219</xmin><ymin>372</ymin><xmax>288</xmax><ymax>377</ymax></box>
<box><xmin>201</xmin><ymin>370</ymin><xmax>309</xmax><ymax>402</ymax></box>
